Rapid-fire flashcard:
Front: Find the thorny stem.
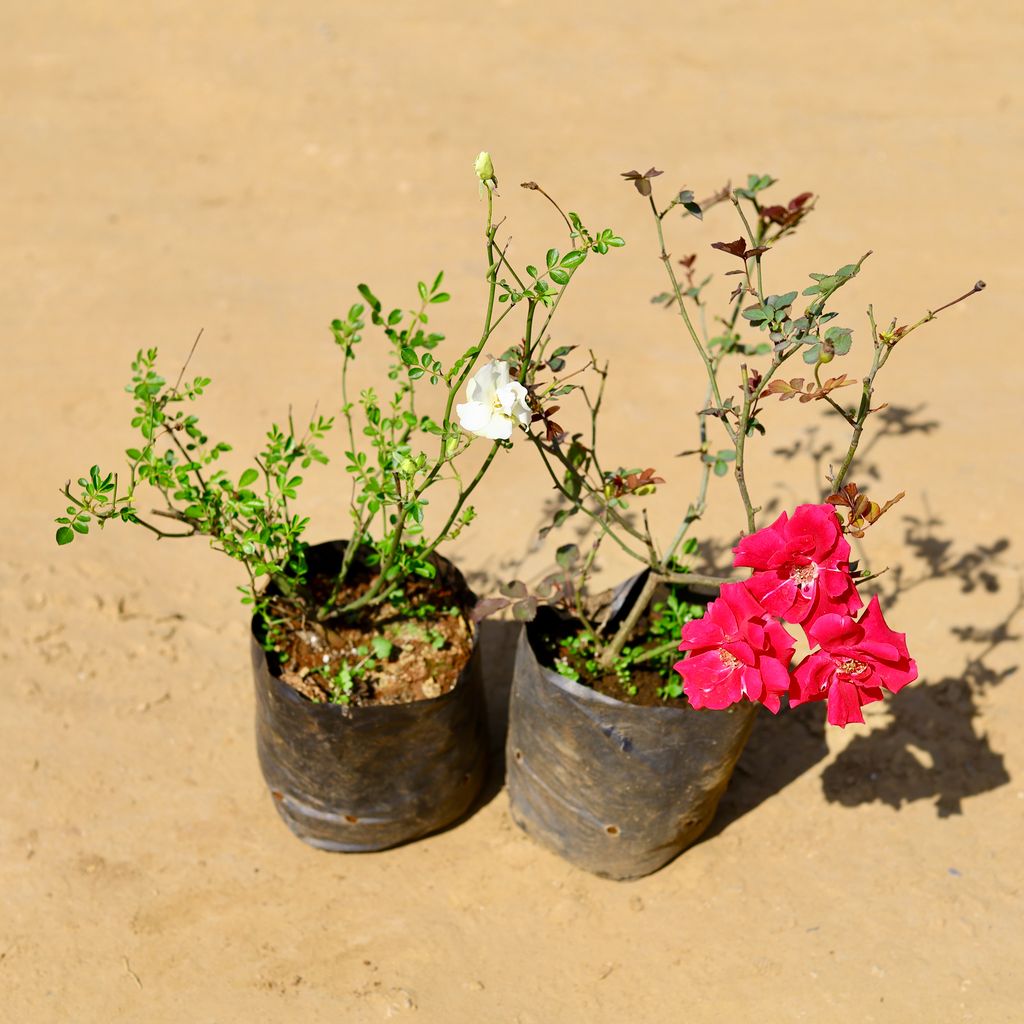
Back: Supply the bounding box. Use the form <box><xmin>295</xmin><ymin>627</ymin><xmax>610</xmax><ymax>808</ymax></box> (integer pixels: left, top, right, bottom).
<box><xmin>730</xmin><ymin>193</ymin><xmax>765</xmax><ymax>302</ymax></box>
<box><xmin>831</xmin><ymin>281</ymin><xmax>985</xmax><ymax>492</ymax></box>
<box><xmin>734</xmin><ymin>365</ymin><xmax>758</xmax><ymax>534</ymax></box>
<box><xmin>648</xmin><ymin>195</ymin><xmax>731</xmax><ymax>429</ymax></box>
<box><xmin>597</xmin><ymin>567</ymin><xmax>731</xmax><ymax>668</ymax></box>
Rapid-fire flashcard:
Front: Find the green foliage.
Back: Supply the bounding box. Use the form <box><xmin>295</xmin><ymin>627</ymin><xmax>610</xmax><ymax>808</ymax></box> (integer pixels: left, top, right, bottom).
<box><xmin>733</xmin><ymin>173</ymin><xmax>777</xmax><ymax>200</ymax></box>
<box><xmin>548</xmin><ymin>587</ymin><xmax>704</xmax><ymax>701</ymax></box>
<box><xmin>56</xmin><ymin>349</ymin><xmax>331</xmax><ymax>599</ymax></box>
<box><xmin>803</xmin><ymin>261</ymin><xmax>863</xmax><ymax>303</ymax></box>
<box><xmin>328</xmin><ymin>643</ymin><xmax>382</xmax><ymax>705</ymax></box>
<box><xmin>54</xmin><ymin>158</ymin><xmax>627</xmax><ymax>647</ymax></box>
<box><xmin>703</xmin><ymin>449</ymin><xmax>736</xmax><ymax>477</ymax></box>
<box><xmin>803</xmin><ymin>324</ymin><xmax>854</xmax><ymax>366</ymax></box>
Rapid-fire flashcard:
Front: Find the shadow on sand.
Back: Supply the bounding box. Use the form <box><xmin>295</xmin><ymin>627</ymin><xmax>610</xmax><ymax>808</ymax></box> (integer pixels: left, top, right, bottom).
<box><xmin>714</xmin><ymin>464</ymin><xmax>1018</xmax><ymax>831</ymax></box>
<box><xmin>468</xmin><ymin>408</ymin><xmax>1019</xmax><ymax>833</ymax></box>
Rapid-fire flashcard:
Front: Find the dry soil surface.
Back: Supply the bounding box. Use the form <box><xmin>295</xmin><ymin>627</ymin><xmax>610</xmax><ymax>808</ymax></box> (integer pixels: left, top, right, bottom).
<box><xmin>2</xmin><ymin>3</ymin><xmax>1023</xmax><ymax>1022</ymax></box>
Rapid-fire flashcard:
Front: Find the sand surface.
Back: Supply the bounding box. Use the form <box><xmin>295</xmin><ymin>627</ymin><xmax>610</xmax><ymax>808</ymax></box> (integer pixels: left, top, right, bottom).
<box><xmin>2</xmin><ymin>2</ymin><xmax>1022</xmax><ymax>1021</ymax></box>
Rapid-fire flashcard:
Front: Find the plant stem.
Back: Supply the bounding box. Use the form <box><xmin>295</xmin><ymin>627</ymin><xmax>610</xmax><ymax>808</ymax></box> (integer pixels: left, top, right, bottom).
<box><xmin>831</xmin><ymin>345</ymin><xmax>886</xmax><ymax>492</ymax></box>
<box><xmin>830</xmin><ymin>281</ymin><xmax>985</xmax><ymax>492</ymax></box>
<box><xmin>531</xmin><ymin>439</ymin><xmax>650</xmax><ymax>563</ymax></box>
<box><xmin>599</xmin><ymin>573</ymin><xmax>660</xmax><ymax>667</ymax></box>
<box><xmin>336</xmin><ymin>188</ymin><xmax>501</xmax><ymax>616</ymax></box>
<box><xmin>631</xmin><ymin>637</ymin><xmax>683</xmax><ymax>666</ymax></box>
<box><xmin>420</xmin><ymin>441</ymin><xmax>500</xmax><ymax>560</ymax></box>
<box><xmin>648</xmin><ymin>195</ymin><xmax>729</xmax><ymax>421</ymax></box>
<box><xmin>733</xmin><ymin>366</ymin><xmax>758</xmax><ymax>534</ymax></box>
<box><xmin>662</xmin><ymin>379</ymin><xmax>714</xmax><ymax>566</ymax></box>
<box><xmin>730</xmin><ymin>194</ymin><xmax>765</xmax><ymax>302</ymax></box>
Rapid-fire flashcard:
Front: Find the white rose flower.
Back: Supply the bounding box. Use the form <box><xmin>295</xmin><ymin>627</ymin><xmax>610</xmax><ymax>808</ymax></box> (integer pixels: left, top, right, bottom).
<box><xmin>456</xmin><ymin>360</ymin><xmax>531</xmax><ymax>441</ymax></box>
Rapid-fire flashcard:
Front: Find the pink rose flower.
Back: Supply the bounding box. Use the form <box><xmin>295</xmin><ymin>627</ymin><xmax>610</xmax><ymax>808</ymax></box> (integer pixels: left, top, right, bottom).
<box><xmin>674</xmin><ymin>582</ymin><xmax>795</xmax><ymax>713</ymax></box>
<box><xmin>733</xmin><ymin>503</ymin><xmax>861</xmax><ymax>627</ymax></box>
<box><xmin>790</xmin><ymin>595</ymin><xmax>918</xmax><ymax>727</ymax></box>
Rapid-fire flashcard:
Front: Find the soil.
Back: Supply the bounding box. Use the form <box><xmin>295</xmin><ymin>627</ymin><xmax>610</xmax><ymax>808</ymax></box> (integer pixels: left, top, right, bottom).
<box><xmin>591</xmin><ymin>665</ymin><xmax>677</xmax><ymax>707</ymax></box>
<box><xmin>529</xmin><ymin>587</ymin><xmax>702</xmax><ymax>708</ymax></box>
<box><xmin>265</xmin><ymin>563</ymin><xmax>473</xmax><ymax>706</ymax></box>
<box><xmin>4</xmin><ymin>4</ymin><xmax>1023</xmax><ymax>1023</ymax></box>
<box><xmin>532</xmin><ymin>621</ymin><xmax>688</xmax><ymax>708</ymax></box>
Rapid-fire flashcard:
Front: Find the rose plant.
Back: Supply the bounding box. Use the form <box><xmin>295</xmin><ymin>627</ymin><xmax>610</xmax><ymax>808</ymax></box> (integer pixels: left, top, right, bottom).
<box><xmin>486</xmin><ymin>166</ymin><xmax>983</xmax><ymax>728</ymax></box>
<box><xmin>489</xmin><ymin>165</ymin><xmax>984</xmax><ymax>878</ymax></box>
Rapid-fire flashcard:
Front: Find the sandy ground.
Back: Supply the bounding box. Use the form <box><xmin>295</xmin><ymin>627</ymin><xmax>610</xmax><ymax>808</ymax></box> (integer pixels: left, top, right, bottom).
<box><xmin>3</xmin><ymin>2</ymin><xmax>1023</xmax><ymax>1021</ymax></box>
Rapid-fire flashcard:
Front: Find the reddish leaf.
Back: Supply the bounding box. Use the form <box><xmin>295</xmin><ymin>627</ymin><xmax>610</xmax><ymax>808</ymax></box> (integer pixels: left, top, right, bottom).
<box><xmin>762</xmin><ymin>192</ymin><xmax>815</xmax><ymax>227</ymax></box>
<box><xmin>471</xmin><ymin>597</ymin><xmax>510</xmax><ymax>622</ymax></box>
<box><xmin>711</xmin><ymin>238</ymin><xmax>747</xmax><ymax>257</ymax></box>
<box><xmin>711</xmin><ymin>238</ymin><xmax>769</xmax><ymax>259</ymax></box>
<box><xmin>764</xmin><ymin>378</ymin><xmax>804</xmax><ymax>401</ymax></box>
<box><xmin>826</xmin><ymin>483</ymin><xmax>905</xmax><ymax>536</ymax></box>
<box><xmin>621</xmin><ymin>167</ymin><xmax>664</xmax><ymax>196</ymax></box>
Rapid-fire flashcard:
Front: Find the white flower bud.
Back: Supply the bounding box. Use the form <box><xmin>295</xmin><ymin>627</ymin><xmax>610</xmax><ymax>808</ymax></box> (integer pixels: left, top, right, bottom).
<box><xmin>474</xmin><ymin>151</ymin><xmax>496</xmax><ymax>188</ymax></box>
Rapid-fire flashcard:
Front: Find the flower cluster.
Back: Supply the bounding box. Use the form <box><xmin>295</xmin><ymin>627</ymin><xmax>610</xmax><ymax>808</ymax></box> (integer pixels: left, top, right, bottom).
<box><xmin>674</xmin><ymin>503</ymin><xmax>916</xmax><ymax>726</ymax></box>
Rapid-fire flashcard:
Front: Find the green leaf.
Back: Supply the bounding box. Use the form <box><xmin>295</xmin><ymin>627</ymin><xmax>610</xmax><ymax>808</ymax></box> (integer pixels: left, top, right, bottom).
<box><xmin>371</xmin><ymin>636</ymin><xmax>393</xmax><ymax>660</ymax></box>
<box><xmin>430</xmin><ymin>292</ymin><xmax>450</xmax><ymax>304</ymax></box>
<box><xmin>512</xmin><ymin>598</ymin><xmax>538</xmax><ymax>622</ymax></box>
<box><xmin>526</xmin><ymin>264</ymin><xmax>539</xmax><ymax>279</ymax></box>
<box><xmin>824</xmin><ymin>326</ymin><xmax>853</xmax><ymax>355</ymax></box>
<box><xmin>356</xmin><ymin>283</ymin><xmax>381</xmax><ymax>312</ymax></box>
<box><xmin>56</xmin><ymin>526</ymin><xmax>74</xmax><ymax>545</ymax></box>
<box><xmin>238</xmin><ymin>468</ymin><xmax>259</xmax><ymax>488</ymax></box>
<box><xmin>560</xmin><ymin>250</ymin><xmax>587</xmax><ymax>269</ymax></box>
<box><xmin>677</xmin><ymin>192</ymin><xmax>703</xmax><ymax>220</ymax></box>
<box><xmin>549</xmin><ymin>267</ymin><xmax>570</xmax><ymax>286</ymax></box>
<box><xmin>546</xmin><ymin>248</ymin><xmax>559</xmax><ymax>269</ymax></box>
<box><xmin>555</xmin><ymin>544</ymin><xmax>580</xmax><ymax>569</ymax></box>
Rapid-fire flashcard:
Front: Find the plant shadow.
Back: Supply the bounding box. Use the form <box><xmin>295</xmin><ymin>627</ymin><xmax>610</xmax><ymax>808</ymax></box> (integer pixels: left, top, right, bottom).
<box><xmin>708</xmin><ymin>408</ymin><xmax>1016</xmax><ymax>832</ymax></box>
<box><xmin>467</xmin><ymin>407</ymin><xmax>1016</xmax><ymax>832</ymax></box>
<box><xmin>702</xmin><ymin>700</ymin><xmax>830</xmax><ymax>840</ymax></box>
<box><xmin>820</xmin><ymin>575</ymin><xmax>1019</xmax><ymax>817</ymax></box>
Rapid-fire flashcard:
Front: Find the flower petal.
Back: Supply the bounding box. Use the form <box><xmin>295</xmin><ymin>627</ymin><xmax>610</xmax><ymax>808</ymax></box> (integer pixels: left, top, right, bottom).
<box><xmin>456</xmin><ymin>401</ymin><xmax>492</xmax><ymax>435</ymax></box>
